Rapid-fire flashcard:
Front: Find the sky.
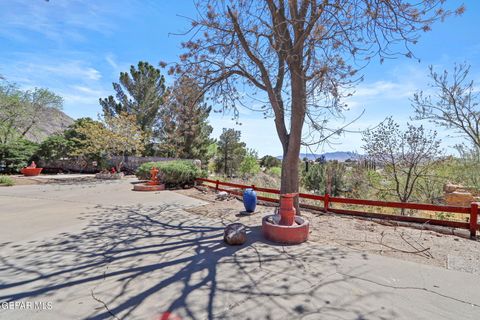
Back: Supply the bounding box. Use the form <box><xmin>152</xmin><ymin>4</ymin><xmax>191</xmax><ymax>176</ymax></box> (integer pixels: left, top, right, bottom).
<box><xmin>0</xmin><ymin>0</ymin><xmax>479</xmax><ymax>157</ymax></box>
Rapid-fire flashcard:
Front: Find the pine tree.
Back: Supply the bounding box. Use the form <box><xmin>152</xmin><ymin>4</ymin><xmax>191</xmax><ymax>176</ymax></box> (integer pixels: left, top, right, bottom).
<box><xmin>215</xmin><ymin>128</ymin><xmax>246</xmax><ymax>176</ymax></box>
<box><xmin>100</xmin><ymin>61</ymin><xmax>166</xmax><ymax>152</ymax></box>
<box><xmin>157</xmin><ymin>77</ymin><xmax>213</xmax><ymax>162</ymax></box>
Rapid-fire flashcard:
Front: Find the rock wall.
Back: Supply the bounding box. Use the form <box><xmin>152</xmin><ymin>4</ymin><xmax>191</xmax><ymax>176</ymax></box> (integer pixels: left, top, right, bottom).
<box><xmin>443</xmin><ymin>183</ymin><xmax>480</xmax><ymax>206</ymax></box>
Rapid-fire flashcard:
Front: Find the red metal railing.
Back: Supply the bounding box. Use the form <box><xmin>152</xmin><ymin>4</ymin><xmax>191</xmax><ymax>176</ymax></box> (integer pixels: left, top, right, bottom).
<box><xmin>195</xmin><ymin>178</ymin><xmax>479</xmax><ymax>238</ymax></box>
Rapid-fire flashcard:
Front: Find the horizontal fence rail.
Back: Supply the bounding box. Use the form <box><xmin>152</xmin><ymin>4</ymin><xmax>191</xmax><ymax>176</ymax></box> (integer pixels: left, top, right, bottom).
<box><xmin>195</xmin><ymin>178</ymin><xmax>479</xmax><ymax>238</ymax></box>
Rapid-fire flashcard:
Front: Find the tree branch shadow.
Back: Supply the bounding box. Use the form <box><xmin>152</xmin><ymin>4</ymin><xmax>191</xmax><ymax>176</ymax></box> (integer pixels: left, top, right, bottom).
<box><xmin>0</xmin><ymin>203</ymin><xmax>391</xmax><ymax>320</ymax></box>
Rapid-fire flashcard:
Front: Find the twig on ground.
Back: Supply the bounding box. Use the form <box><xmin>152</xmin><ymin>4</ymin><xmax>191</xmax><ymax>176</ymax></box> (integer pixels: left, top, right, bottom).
<box><xmin>400</xmin><ymin>232</ymin><xmax>433</xmax><ymax>259</ymax></box>
<box><xmin>378</xmin><ymin>231</ymin><xmax>432</xmax><ymax>256</ymax></box>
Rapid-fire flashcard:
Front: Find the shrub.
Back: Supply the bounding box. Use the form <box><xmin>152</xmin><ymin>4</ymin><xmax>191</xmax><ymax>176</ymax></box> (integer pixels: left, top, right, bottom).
<box><xmin>136</xmin><ymin>160</ymin><xmax>205</xmax><ymax>187</ymax></box>
<box><xmin>0</xmin><ymin>176</ymin><xmax>14</xmax><ymax>186</ymax></box>
<box><xmin>34</xmin><ymin>134</ymin><xmax>74</xmax><ymax>161</ymax></box>
<box><xmin>301</xmin><ymin>161</ymin><xmax>345</xmax><ymax>196</ymax></box>
<box><xmin>301</xmin><ymin>162</ymin><xmax>326</xmax><ymax>193</ymax></box>
<box><xmin>239</xmin><ymin>154</ymin><xmax>260</xmax><ymax>177</ymax></box>
<box><xmin>260</xmin><ymin>155</ymin><xmax>281</xmax><ymax>168</ymax></box>
<box><xmin>267</xmin><ymin>166</ymin><xmax>281</xmax><ymax>177</ymax></box>
<box><xmin>0</xmin><ymin>139</ymin><xmax>39</xmax><ymax>173</ymax></box>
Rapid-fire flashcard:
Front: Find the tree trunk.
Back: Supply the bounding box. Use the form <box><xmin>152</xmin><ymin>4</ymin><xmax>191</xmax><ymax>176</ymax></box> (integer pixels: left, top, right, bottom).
<box><xmin>278</xmin><ymin>64</ymin><xmax>306</xmax><ymax>214</ymax></box>
<box><xmin>280</xmin><ymin>148</ymin><xmax>300</xmax><ymax>211</ymax></box>
<box><xmin>224</xmin><ymin>146</ymin><xmax>228</xmax><ymax>176</ymax></box>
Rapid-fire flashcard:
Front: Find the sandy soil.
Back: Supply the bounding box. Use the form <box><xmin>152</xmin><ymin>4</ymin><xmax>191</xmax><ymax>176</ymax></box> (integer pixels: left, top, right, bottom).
<box><xmin>175</xmin><ymin>187</ymin><xmax>480</xmax><ymax>275</ymax></box>
<box><xmin>6</xmin><ymin>175</ymin><xmax>94</xmax><ymax>185</ymax></box>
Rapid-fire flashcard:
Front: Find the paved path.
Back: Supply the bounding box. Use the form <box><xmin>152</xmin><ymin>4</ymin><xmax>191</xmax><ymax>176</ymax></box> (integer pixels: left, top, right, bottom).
<box><xmin>0</xmin><ymin>178</ymin><xmax>479</xmax><ymax>319</ymax></box>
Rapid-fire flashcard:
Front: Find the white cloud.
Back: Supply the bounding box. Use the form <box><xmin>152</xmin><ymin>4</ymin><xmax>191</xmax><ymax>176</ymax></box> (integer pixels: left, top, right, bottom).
<box><xmin>71</xmin><ymin>85</ymin><xmax>105</xmax><ymax>96</ymax></box>
<box><xmin>58</xmin><ymin>85</ymin><xmax>110</xmax><ymax>119</ymax></box>
<box><xmin>105</xmin><ymin>54</ymin><xmax>119</xmax><ymax>70</ymax></box>
<box><xmin>0</xmin><ymin>0</ymin><xmax>135</xmax><ymax>44</ymax></box>
<box><xmin>0</xmin><ymin>53</ymin><xmax>109</xmax><ymax>120</ymax></box>
<box><xmin>4</xmin><ymin>58</ymin><xmax>102</xmax><ymax>83</ymax></box>
<box><xmin>352</xmin><ymin>80</ymin><xmax>413</xmax><ymax>98</ymax></box>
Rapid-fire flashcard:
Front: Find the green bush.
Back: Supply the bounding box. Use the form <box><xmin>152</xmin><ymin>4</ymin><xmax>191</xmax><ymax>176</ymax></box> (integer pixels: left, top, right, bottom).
<box><xmin>34</xmin><ymin>134</ymin><xmax>74</xmax><ymax>161</ymax></box>
<box><xmin>239</xmin><ymin>154</ymin><xmax>260</xmax><ymax>177</ymax></box>
<box><xmin>0</xmin><ymin>176</ymin><xmax>14</xmax><ymax>186</ymax></box>
<box><xmin>260</xmin><ymin>155</ymin><xmax>281</xmax><ymax>168</ymax></box>
<box><xmin>0</xmin><ymin>139</ymin><xmax>39</xmax><ymax>173</ymax></box>
<box><xmin>301</xmin><ymin>161</ymin><xmax>346</xmax><ymax>196</ymax></box>
<box><xmin>267</xmin><ymin>166</ymin><xmax>281</xmax><ymax>177</ymax></box>
<box><xmin>136</xmin><ymin>160</ymin><xmax>205</xmax><ymax>187</ymax></box>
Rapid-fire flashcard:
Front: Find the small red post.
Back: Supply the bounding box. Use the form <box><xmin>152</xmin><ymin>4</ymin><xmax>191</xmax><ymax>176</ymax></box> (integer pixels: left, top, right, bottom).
<box><xmin>215</xmin><ymin>180</ymin><xmax>219</xmax><ymax>191</ymax></box>
<box><xmin>470</xmin><ymin>202</ymin><xmax>478</xmax><ymax>239</ymax></box>
<box><xmin>324</xmin><ymin>193</ymin><xmax>330</xmax><ymax>212</ymax></box>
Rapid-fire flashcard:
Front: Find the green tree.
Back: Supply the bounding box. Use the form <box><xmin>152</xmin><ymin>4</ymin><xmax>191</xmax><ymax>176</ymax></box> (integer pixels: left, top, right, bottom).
<box><xmin>260</xmin><ymin>155</ymin><xmax>281</xmax><ymax>169</ymax></box>
<box><xmin>0</xmin><ymin>81</ymin><xmax>23</xmax><ymax>144</ymax></box>
<box><xmin>33</xmin><ymin>118</ymin><xmax>107</xmax><ymax>168</ymax></box>
<box><xmin>0</xmin><ymin>79</ymin><xmax>62</xmax><ymax>171</ymax></box>
<box><xmin>62</xmin><ymin>118</ymin><xmax>104</xmax><ymax>160</ymax></box>
<box><xmin>72</xmin><ymin>113</ymin><xmax>145</xmax><ymax>171</ymax></box>
<box><xmin>100</xmin><ymin>61</ymin><xmax>166</xmax><ymax>151</ymax></box>
<box><xmin>239</xmin><ymin>149</ymin><xmax>261</xmax><ymax>178</ymax></box>
<box><xmin>215</xmin><ymin>128</ymin><xmax>246</xmax><ymax>176</ymax></box>
<box><xmin>0</xmin><ymin>81</ymin><xmax>62</xmax><ymax>144</ymax></box>
<box><xmin>157</xmin><ymin>76</ymin><xmax>213</xmax><ymax>162</ymax></box>
<box><xmin>35</xmin><ymin>133</ymin><xmax>73</xmax><ymax>162</ymax></box>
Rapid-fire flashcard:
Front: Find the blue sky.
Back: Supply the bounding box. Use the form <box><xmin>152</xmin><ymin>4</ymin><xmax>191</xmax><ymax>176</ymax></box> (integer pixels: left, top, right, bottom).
<box><xmin>0</xmin><ymin>0</ymin><xmax>479</xmax><ymax>157</ymax></box>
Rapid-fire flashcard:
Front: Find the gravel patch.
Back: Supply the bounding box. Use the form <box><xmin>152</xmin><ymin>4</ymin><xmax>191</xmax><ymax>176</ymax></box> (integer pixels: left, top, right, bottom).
<box><xmin>175</xmin><ymin>187</ymin><xmax>480</xmax><ymax>274</ymax></box>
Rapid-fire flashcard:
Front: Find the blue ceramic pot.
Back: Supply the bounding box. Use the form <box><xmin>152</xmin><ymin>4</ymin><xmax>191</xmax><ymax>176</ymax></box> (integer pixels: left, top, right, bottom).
<box><xmin>243</xmin><ymin>188</ymin><xmax>257</xmax><ymax>212</ymax></box>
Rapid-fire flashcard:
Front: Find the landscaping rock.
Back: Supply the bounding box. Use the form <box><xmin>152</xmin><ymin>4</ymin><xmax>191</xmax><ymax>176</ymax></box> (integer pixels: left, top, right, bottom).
<box><xmin>195</xmin><ymin>185</ymin><xmax>209</xmax><ymax>194</ymax></box>
<box><xmin>444</xmin><ymin>191</ymin><xmax>474</xmax><ymax>207</ymax></box>
<box><xmin>444</xmin><ymin>183</ymin><xmax>462</xmax><ymax>193</ymax></box>
<box><xmin>216</xmin><ymin>191</ymin><xmax>229</xmax><ymax>201</ymax></box>
<box><xmin>223</xmin><ymin>223</ymin><xmax>247</xmax><ymax>245</ymax></box>
<box><xmin>95</xmin><ymin>172</ymin><xmax>125</xmax><ymax>180</ymax></box>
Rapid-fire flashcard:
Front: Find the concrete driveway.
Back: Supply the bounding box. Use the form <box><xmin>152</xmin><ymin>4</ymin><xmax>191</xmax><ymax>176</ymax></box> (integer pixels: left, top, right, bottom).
<box><xmin>0</xmin><ymin>178</ymin><xmax>479</xmax><ymax>319</ymax></box>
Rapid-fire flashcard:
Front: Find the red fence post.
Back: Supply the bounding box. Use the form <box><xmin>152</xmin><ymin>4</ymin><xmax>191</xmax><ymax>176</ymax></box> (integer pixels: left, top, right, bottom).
<box><xmin>470</xmin><ymin>202</ymin><xmax>478</xmax><ymax>239</ymax></box>
<box><xmin>215</xmin><ymin>180</ymin><xmax>219</xmax><ymax>191</ymax></box>
<box><xmin>324</xmin><ymin>193</ymin><xmax>330</xmax><ymax>212</ymax></box>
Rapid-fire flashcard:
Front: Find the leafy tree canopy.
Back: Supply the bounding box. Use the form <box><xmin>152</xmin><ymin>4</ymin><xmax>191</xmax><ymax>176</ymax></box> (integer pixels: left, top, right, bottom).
<box><xmin>0</xmin><ymin>80</ymin><xmax>63</xmax><ymax>144</ymax></box>
<box><xmin>72</xmin><ymin>113</ymin><xmax>145</xmax><ymax>170</ymax></box>
<box><xmin>215</xmin><ymin>128</ymin><xmax>246</xmax><ymax>176</ymax></box>
<box><xmin>100</xmin><ymin>61</ymin><xmax>167</xmax><ymax>148</ymax></box>
<box><xmin>157</xmin><ymin>76</ymin><xmax>213</xmax><ymax>162</ymax></box>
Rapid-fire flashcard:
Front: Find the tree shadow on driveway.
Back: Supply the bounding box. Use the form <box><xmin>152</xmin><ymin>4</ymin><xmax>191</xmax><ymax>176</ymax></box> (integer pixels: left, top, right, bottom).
<box><xmin>0</xmin><ymin>203</ymin><xmax>389</xmax><ymax>320</ymax></box>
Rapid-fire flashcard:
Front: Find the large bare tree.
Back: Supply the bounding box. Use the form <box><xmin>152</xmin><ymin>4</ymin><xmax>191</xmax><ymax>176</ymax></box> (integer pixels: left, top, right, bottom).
<box><xmin>362</xmin><ymin>118</ymin><xmax>442</xmax><ymax>210</ymax></box>
<box><xmin>175</xmin><ymin>0</ymin><xmax>461</xmax><ymax>209</ymax></box>
<box><xmin>412</xmin><ymin>63</ymin><xmax>480</xmax><ymax>152</ymax></box>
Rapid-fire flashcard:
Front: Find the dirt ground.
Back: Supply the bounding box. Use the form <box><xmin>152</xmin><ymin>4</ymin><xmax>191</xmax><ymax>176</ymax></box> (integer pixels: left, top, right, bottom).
<box><xmin>3</xmin><ymin>175</ymin><xmax>49</xmax><ymax>185</ymax></box>
<box><xmin>6</xmin><ymin>174</ymin><xmax>107</xmax><ymax>186</ymax></box>
<box><xmin>175</xmin><ymin>187</ymin><xmax>480</xmax><ymax>275</ymax></box>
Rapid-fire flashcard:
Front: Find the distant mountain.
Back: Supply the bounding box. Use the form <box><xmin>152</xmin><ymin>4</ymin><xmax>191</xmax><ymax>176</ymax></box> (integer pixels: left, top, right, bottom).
<box><xmin>276</xmin><ymin>151</ymin><xmax>362</xmax><ymax>162</ymax></box>
<box><xmin>24</xmin><ymin>108</ymin><xmax>74</xmax><ymax>143</ymax></box>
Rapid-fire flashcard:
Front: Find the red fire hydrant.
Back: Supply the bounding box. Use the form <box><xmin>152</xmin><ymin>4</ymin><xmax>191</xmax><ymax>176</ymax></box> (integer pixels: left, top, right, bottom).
<box><xmin>279</xmin><ymin>193</ymin><xmax>297</xmax><ymax>226</ymax></box>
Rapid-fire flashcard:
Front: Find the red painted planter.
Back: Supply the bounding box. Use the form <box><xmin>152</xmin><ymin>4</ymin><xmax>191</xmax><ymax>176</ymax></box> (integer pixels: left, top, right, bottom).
<box><xmin>132</xmin><ymin>183</ymin><xmax>165</xmax><ymax>191</ymax></box>
<box><xmin>20</xmin><ymin>167</ymin><xmax>43</xmax><ymax>176</ymax></box>
<box><xmin>279</xmin><ymin>193</ymin><xmax>296</xmax><ymax>226</ymax></box>
<box><xmin>262</xmin><ymin>215</ymin><xmax>309</xmax><ymax>244</ymax></box>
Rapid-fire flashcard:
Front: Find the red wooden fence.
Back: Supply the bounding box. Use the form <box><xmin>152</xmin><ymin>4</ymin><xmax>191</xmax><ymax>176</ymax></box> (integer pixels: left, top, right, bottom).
<box><xmin>195</xmin><ymin>178</ymin><xmax>479</xmax><ymax>238</ymax></box>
